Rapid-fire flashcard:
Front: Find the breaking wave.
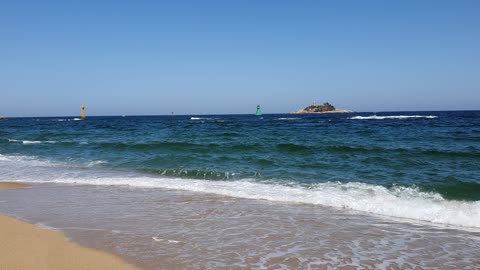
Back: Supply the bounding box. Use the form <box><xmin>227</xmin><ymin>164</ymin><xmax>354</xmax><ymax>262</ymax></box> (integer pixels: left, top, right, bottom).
<box><xmin>1</xmin><ymin>153</ymin><xmax>479</xmax><ymax>229</ymax></box>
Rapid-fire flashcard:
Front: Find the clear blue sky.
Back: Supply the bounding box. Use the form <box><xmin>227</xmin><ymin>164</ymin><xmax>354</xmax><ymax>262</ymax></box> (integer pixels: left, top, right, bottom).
<box><xmin>1</xmin><ymin>0</ymin><xmax>479</xmax><ymax>116</ymax></box>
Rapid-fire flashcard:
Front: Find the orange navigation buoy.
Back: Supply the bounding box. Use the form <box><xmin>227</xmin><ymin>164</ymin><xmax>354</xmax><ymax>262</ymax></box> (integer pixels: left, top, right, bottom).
<box><xmin>81</xmin><ymin>105</ymin><xmax>86</xmax><ymax>120</ymax></box>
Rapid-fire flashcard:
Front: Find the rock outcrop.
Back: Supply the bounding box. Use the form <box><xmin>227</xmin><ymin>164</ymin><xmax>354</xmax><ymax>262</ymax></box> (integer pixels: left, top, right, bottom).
<box><xmin>292</xmin><ymin>102</ymin><xmax>352</xmax><ymax>114</ymax></box>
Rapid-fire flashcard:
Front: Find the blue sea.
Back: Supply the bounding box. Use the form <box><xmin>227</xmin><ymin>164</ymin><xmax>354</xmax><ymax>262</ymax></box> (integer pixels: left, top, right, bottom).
<box><xmin>1</xmin><ymin>111</ymin><xmax>480</xmax><ymax>269</ymax></box>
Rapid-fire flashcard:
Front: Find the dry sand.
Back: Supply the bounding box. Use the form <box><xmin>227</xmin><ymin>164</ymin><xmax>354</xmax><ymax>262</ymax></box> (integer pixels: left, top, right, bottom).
<box><xmin>0</xmin><ymin>182</ymin><xmax>141</xmax><ymax>270</ymax></box>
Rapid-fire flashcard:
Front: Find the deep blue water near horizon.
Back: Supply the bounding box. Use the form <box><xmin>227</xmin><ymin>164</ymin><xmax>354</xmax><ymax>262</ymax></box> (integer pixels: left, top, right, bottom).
<box><xmin>1</xmin><ymin>110</ymin><xmax>479</xmax><ymax>202</ymax></box>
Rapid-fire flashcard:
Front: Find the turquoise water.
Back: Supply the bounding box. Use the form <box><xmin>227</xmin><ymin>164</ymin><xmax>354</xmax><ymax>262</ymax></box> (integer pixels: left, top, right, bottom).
<box><xmin>1</xmin><ymin>111</ymin><xmax>480</xmax><ymax>227</ymax></box>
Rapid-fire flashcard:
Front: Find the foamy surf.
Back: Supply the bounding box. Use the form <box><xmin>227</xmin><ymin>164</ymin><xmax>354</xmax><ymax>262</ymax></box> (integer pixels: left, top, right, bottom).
<box><xmin>1</xmin><ymin>153</ymin><xmax>479</xmax><ymax>229</ymax></box>
<box><xmin>0</xmin><ymin>154</ymin><xmax>105</xmax><ymax>169</ymax></box>
<box><xmin>84</xmin><ymin>160</ymin><xmax>109</xmax><ymax>167</ymax></box>
<box><xmin>53</xmin><ymin>178</ymin><xmax>480</xmax><ymax>228</ymax></box>
<box><xmin>1</xmin><ymin>154</ymin><xmax>477</xmax><ymax>228</ymax></box>
<box><xmin>350</xmin><ymin>115</ymin><xmax>437</xmax><ymax>120</ymax></box>
<box><xmin>13</xmin><ymin>176</ymin><xmax>480</xmax><ymax>228</ymax></box>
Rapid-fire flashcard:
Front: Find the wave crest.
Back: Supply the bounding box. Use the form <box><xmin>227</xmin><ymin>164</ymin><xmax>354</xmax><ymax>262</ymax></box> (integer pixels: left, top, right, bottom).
<box><xmin>8</xmin><ymin>139</ymin><xmax>58</xmax><ymax>144</ymax></box>
<box><xmin>1</xmin><ymin>153</ymin><xmax>479</xmax><ymax>229</ymax></box>
<box><xmin>4</xmin><ymin>177</ymin><xmax>480</xmax><ymax>228</ymax></box>
<box><xmin>350</xmin><ymin>115</ymin><xmax>437</xmax><ymax>120</ymax></box>
<box><xmin>190</xmin><ymin>117</ymin><xmax>212</xmax><ymax>120</ymax></box>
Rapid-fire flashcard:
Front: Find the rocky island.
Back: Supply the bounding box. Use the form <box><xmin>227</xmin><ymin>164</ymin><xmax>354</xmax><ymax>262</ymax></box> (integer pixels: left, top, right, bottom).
<box><xmin>292</xmin><ymin>102</ymin><xmax>352</xmax><ymax>114</ymax></box>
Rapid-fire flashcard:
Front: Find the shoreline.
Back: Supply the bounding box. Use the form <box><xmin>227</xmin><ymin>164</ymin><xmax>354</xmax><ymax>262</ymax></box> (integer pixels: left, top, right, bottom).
<box><xmin>1</xmin><ymin>181</ymin><xmax>479</xmax><ymax>268</ymax></box>
<box><xmin>0</xmin><ymin>182</ymin><xmax>141</xmax><ymax>270</ymax></box>
<box><xmin>0</xmin><ymin>182</ymin><xmax>31</xmax><ymax>190</ymax></box>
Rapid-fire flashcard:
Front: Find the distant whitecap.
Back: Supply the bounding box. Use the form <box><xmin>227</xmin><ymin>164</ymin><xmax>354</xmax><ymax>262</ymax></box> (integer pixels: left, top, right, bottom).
<box><xmin>350</xmin><ymin>115</ymin><xmax>437</xmax><ymax>120</ymax></box>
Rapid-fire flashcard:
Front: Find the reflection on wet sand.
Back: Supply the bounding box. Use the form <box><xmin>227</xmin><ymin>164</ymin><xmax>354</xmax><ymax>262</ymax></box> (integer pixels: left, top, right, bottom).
<box><xmin>1</xmin><ymin>184</ymin><xmax>479</xmax><ymax>269</ymax></box>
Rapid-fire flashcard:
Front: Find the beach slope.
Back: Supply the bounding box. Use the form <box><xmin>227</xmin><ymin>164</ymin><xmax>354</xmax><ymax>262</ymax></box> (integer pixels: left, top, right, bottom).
<box><xmin>0</xmin><ymin>183</ymin><xmax>140</xmax><ymax>270</ymax></box>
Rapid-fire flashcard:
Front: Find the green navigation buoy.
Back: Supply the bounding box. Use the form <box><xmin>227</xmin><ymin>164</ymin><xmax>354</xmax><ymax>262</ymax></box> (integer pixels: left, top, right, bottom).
<box><xmin>256</xmin><ymin>105</ymin><xmax>262</xmax><ymax>116</ymax></box>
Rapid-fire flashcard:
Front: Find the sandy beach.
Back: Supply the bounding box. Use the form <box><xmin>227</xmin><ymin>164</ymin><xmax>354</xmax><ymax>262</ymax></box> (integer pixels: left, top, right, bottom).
<box><xmin>1</xmin><ymin>180</ymin><xmax>480</xmax><ymax>269</ymax></box>
<box><xmin>0</xmin><ymin>182</ymin><xmax>140</xmax><ymax>270</ymax></box>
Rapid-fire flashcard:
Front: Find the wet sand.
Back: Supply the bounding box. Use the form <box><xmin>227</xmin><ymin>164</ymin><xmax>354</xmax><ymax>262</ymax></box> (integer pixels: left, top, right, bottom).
<box><xmin>0</xmin><ymin>182</ymin><xmax>31</xmax><ymax>190</ymax></box>
<box><xmin>0</xmin><ymin>183</ymin><xmax>140</xmax><ymax>270</ymax></box>
<box><xmin>2</xmin><ymin>183</ymin><xmax>480</xmax><ymax>269</ymax></box>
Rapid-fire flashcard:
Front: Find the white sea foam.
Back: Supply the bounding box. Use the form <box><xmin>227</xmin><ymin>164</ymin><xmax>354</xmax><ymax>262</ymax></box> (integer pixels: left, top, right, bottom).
<box><xmin>8</xmin><ymin>139</ymin><xmax>57</xmax><ymax>144</ymax></box>
<box><xmin>0</xmin><ymin>154</ymin><xmax>104</xmax><ymax>169</ymax></box>
<box><xmin>190</xmin><ymin>117</ymin><xmax>211</xmax><ymax>120</ymax></box>
<box><xmin>35</xmin><ymin>222</ymin><xmax>62</xmax><ymax>231</ymax></box>
<box><xmin>54</xmin><ymin>118</ymin><xmax>83</xmax><ymax>122</ymax></box>
<box><xmin>7</xmin><ymin>177</ymin><xmax>480</xmax><ymax>228</ymax></box>
<box><xmin>85</xmin><ymin>160</ymin><xmax>108</xmax><ymax>167</ymax></box>
<box><xmin>1</xmin><ymin>153</ymin><xmax>479</xmax><ymax>229</ymax></box>
<box><xmin>23</xmin><ymin>140</ymin><xmax>43</xmax><ymax>144</ymax></box>
<box><xmin>276</xmin><ymin>118</ymin><xmax>301</xmax><ymax>120</ymax></box>
<box><xmin>0</xmin><ymin>154</ymin><xmax>58</xmax><ymax>168</ymax></box>
<box><xmin>26</xmin><ymin>140</ymin><xmax>57</xmax><ymax>144</ymax></box>
<box><xmin>152</xmin><ymin>237</ymin><xmax>181</xmax><ymax>244</ymax></box>
<box><xmin>350</xmin><ymin>115</ymin><xmax>437</xmax><ymax>120</ymax></box>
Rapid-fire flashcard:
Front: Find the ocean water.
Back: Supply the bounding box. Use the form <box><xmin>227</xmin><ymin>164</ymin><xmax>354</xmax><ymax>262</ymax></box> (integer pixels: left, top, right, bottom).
<box><xmin>1</xmin><ymin>111</ymin><xmax>480</xmax><ymax>269</ymax></box>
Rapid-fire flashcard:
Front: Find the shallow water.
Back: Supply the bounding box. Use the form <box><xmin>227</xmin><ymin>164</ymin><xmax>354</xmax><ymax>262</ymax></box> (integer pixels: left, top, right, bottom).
<box><xmin>1</xmin><ymin>184</ymin><xmax>479</xmax><ymax>269</ymax></box>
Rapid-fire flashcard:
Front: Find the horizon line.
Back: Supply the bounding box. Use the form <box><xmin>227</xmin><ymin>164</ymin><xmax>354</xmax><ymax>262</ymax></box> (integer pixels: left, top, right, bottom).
<box><xmin>2</xmin><ymin>109</ymin><xmax>479</xmax><ymax>118</ymax></box>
